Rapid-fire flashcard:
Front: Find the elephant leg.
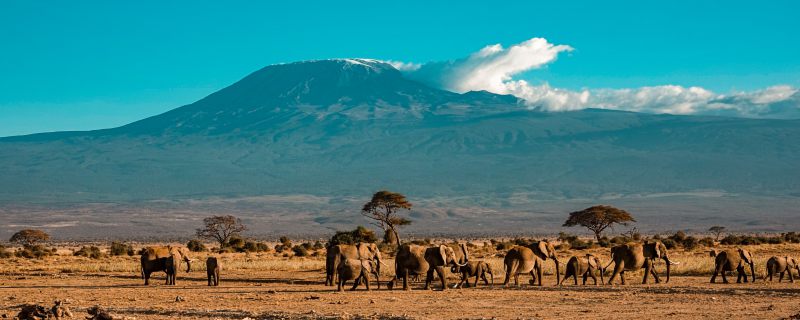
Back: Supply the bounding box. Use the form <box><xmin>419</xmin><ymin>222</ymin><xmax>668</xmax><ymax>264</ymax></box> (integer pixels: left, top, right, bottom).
<box><xmin>216</xmin><ymin>271</ymin><xmax>220</xmax><ymax>286</ymax></box>
<box><xmin>589</xmin><ymin>271</ymin><xmax>598</xmax><ymax>286</ymax></box>
<box><xmin>642</xmin><ymin>260</ymin><xmax>652</xmax><ymax>284</ymax></box>
<box><xmin>535</xmin><ymin>266</ymin><xmax>543</xmax><ymax>286</ymax></box>
<box><xmin>403</xmin><ymin>269</ymin><xmax>410</xmax><ymax>291</ymax></box>
<box><xmin>736</xmin><ymin>267</ymin><xmax>743</xmax><ymax>283</ymax></box>
<box><xmin>651</xmin><ymin>264</ymin><xmax>661</xmax><ymax>284</ymax></box>
<box><xmin>711</xmin><ymin>264</ymin><xmax>721</xmax><ymax>283</ymax></box>
<box><xmin>364</xmin><ymin>274</ymin><xmax>371</xmax><ymax>291</ymax></box>
<box><xmin>514</xmin><ymin>272</ymin><xmax>520</xmax><ymax>287</ymax></box>
<box><xmin>528</xmin><ymin>270</ymin><xmax>536</xmax><ymax>286</ymax></box>
<box><xmin>620</xmin><ymin>271</ymin><xmax>626</xmax><ymax>285</ymax></box>
<box><xmin>144</xmin><ymin>271</ymin><xmax>151</xmax><ymax>285</ymax></box>
<box><xmin>608</xmin><ymin>261</ymin><xmax>623</xmax><ymax>285</ymax></box>
<box><xmin>456</xmin><ymin>274</ymin><xmax>466</xmax><ymax>289</ymax></box>
<box><xmin>435</xmin><ymin>266</ymin><xmax>447</xmax><ymax>290</ymax></box>
<box><xmin>337</xmin><ymin>279</ymin><xmax>344</xmax><ymax>292</ymax></box>
<box><xmin>482</xmin><ymin>273</ymin><xmax>490</xmax><ymax>286</ymax></box>
<box><xmin>582</xmin><ymin>272</ymin><xmax>588</xmax><ymax>285</ymax></box>
<box><xmin>472</xmin><ymin>274</ymin><xmax>479</xmax><ymax>288</ymax></box>
<box><xmin>424</xmin><ymin>268</ymin><xmax>435</xmax><ymax>290</ymax></box>
<box><xmin>789</xmin><ymin>269</ymin><xmax>795</xmax><ymax>282</ymax></box>
<box><xmin>351</xmin><ymin>277</ymin><xmax>360</xmax><ymax>291</ymax></box>
<box><xmin>779</xmin><ymin>271</ymin><xmax>785</xmax><ymax>282</ymax></box>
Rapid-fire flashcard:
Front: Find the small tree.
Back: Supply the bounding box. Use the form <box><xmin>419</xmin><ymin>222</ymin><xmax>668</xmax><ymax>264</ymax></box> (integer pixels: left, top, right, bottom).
<box><xmin>9</xmin><ymin>229</ymin><xmax>50</xmax><ymax>247</ymax></box>
<box><xmin>563</xmin><ymin>205</ymin><xmax>636</xmax><ymax>242</ymax></box>
<box><xmin>196</xmin><ymin>215</ymin><xmax>247</xmax><ymax>248</ymax></box>
<box><xmin>361</xmin><ymin>190</ymin><xmax>412</xmax><ymax>247</ymax></box>
<box><xmin>709</xmin><ymin>226</ymin><xmax>726</xmax><ymax>241</ymax></box>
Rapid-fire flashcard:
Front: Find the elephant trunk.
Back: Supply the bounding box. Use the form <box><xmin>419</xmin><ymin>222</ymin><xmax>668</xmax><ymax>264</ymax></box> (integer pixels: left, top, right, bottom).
<box><xmin>665</xmin><ymin>259</ymin><xmax>671</xmax><ymax>283</ymax></box>
<box><xmin>553</xmin><ymin>258</ymin><xmax>561</xmax><ymax>286</ymax></box>
<box><xmin>185</xmin><ymin>259</ymin><xmax>192</xmax><ymax>273</ymax></box>
<box><xmin>749</xmin><ymin>262</ymin><xmax>756</xmax><ymax>283</ymax></box>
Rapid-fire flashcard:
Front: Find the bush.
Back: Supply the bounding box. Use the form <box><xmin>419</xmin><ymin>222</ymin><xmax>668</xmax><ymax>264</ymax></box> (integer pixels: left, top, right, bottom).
<box><xmin>784</xmin><ymin>232</ymin><xmax>800</xmax><ymax>243</ymax></box>
<box><xmin>15</xmin><ymin>245</ymin><xmax>55</xmax><ymax>259</ymax></box>
<box><xmin>699</xmin><ymin>237</ymin><xmax>715</xmax><ymax>247</ymax></box>
<box><xmin>279</xmin><ymin>236</ymin><xmax>292</xmax><ymax>247</ymax></box>
<box><xmin>74</xmin><ymin>246</ymin><xmax>105</xmax><ymax>259</ymax></box>
<box><xmin>598</xmin><ymin>236</ymin><xmax>611</xmax><ymax>248</ymax></box>
<box><xmin>328</xmin><ymin>226</ymin><xmax>378</xmax><ymax>247</ymax></box>
<box><xmin>0</xmin><ymin>245</ymin><xmax>12</xmax><ymax>258</ymax></box>
<box><xmin>187</xmin><ymin>239</ymin><xmax>207</xmax><ymax>252</ymax></box>
<box><xmin>274</xmin><ymin>244</ymin><xmax>289</xmax><ymax>253</ymax></box>
<box><xmin>292</xmin><ymin>246</ymin><xmax>309</xmax><ymax>257</ymax></box>
<box><xmin>257</xmin><ymin>242</ymin><xmax>270</xmax><ymax>252</ymax></box>
<box><xmin>312</xmin><ymin>241</ymin><xmax>325</xmax><ymax>250</ymax></box>
<box><xmin>682</xmin><ymin>236</ymin><xmax>699</xmax><ymax>251</ymax></box>
<box><xmin>109</xmin><ymin>242</ymin><xmax>135</xmax><ymax>256</ymax></box>
<box><xmin>226</xmin><ymin>235</ymin><xmax>245</xmax><ymax>249</ymax></box>
<box><xmin>661</xmin><ymin>239</ymin><xmax>678</xmax><ymax>250</ymax></box>
<box><xmin>669</xmin><ymin>231</ymin><xmax>687</xmax><ymax>242</ymax></box>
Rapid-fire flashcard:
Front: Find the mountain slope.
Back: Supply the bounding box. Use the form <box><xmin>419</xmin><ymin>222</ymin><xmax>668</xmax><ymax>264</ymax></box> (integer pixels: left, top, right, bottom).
<box><xmin>1</xmin><ymin>59</ymin><xmax>799</xmax><ymax>205</ymax></box>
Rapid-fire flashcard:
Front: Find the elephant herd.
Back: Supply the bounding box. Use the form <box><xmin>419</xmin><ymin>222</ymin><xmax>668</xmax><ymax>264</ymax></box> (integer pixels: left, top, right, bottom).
<box><xmin>325</xmin><ymin>240</ymin><xmax>800</xmax><ymax>291</ymax></box>
<box><xmin>139</xmin><ymin>246</ymin><xmax>221</xmax><ymax>286</ymax></box>
<box><xmin>134</xmin><ymin>242</ymin><xmax>800</xmax><ymax>289</ymax></box>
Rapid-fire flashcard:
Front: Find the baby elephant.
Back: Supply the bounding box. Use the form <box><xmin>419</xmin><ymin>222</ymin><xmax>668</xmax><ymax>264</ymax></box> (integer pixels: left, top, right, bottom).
<box><xmin>206</xmin><ymin>256</ymin><xmax>220</xmax><ymax>286</ymax></box>
<box><xmin>559</xmin><ymin>254</ymin><xmax>604</xmax><ymax>286</ymax></box>
<box><xmin>766</xmin><ymin>256</ymin><xmax>799</xmax><ymax>282</ymax></box>
<box><xmin>337</xmin><ymin>258</ymin><xmax>379</xmax><ymax>292</ymax></box>
<box><xmin>452</xmin><ymin>260</ymin><xmax>494</xmax><ymax>288</ymax></box>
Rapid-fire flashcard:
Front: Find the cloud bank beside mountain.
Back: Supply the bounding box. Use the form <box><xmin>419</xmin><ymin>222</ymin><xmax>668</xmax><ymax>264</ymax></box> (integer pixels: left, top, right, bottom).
<box><xmin>396</xmin><ymin>37</ymin><xmax>800</xmax><ymax>119</ymax></box>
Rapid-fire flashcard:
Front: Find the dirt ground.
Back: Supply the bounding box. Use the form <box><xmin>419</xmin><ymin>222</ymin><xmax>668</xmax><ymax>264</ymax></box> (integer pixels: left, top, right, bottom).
<box><xmin>2</xmin><ymin>267</ymin><xmax>800</xmax><ymax>320</ymax></box>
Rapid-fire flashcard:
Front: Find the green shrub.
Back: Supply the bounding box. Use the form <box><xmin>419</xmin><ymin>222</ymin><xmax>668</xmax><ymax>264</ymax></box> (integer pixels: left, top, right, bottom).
<box><xmin>109</xmin><ymin>242</ymin><xmax>134</xmax><ymax>256</ymax></box>
<box><xmin>15</xmin><ymin>245</ymin><xmax>55</xmax><ymax>259</ymax></box>
<box><xmin>682</xmin><ymin>236</ymin><xmax>699</xmax><ymax>251</ymax></box>
<box><xmin>292</xmin><ymin>246</ymin><xmax>309</xmax><ymax>257</ymax></box>
<box><xmin>699</xmin><ymin>237</ymin><xmax>715</xmax><ymax>247</ymax></box>
<box><xmin>226</xmin><ymin>235</ymin><xmax>245</xmax><ymax>249</ymax></box>
<box><xmin>0</xmin><ymin>245</ymin><xmax>12</xmax><ymax>258</ymax></box>
<box><xmin>598</xmin><ymin>236</ymin><xmax>611</xmax><ymax>248</ymax></box>
<box><xmin>74</xmin><ymin>246</ymin><xmax>105</xmax><ymax>259</ymax></box>
<box><xmin>328</xmin><ymin>226</ymin><xmax>378</xmax><ymax>247</ymax></box>
<box><xmin>256</xmin><ymin>242</ymin><xmax>270</xmax><ymax>252</ymax></box>
<box><xmin>312</xmin><ymin>241</ymin><xmax>325</xmax><ymax>250</ymax></box>
<box><xmin>661</xmin><ymin>239</ymin><xmax>678</xmax><ymax>250</ymax></box>
<box><xmin>279</xmin><ymin>236</ymin><xmax>292</xmax><ymax>247</ymax></box>
<box><xmin>784</xmin><ymin>232</ymin><xmax>800</xmax><ymax>243</ymax></box>
<box><xmin>187</xmin><ymin>239</ymin><xmax>207</xmax><ymax>252</ymax></box>
<box><xmin>669</xmin><ymin>231</ymin><xmax>687</xmax><ymax>242</ymax></box>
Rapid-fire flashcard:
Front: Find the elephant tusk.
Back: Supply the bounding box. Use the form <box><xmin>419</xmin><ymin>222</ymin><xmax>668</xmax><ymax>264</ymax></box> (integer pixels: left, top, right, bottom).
<box><xmin>455</xmin><ymin>261</ymin><xmax>468</xmax><ymax>267</ymax></box>
<box><xmin>669</xmin><ymin>261</ymin><xmax>681</xmax><ymax>265</ymax></box>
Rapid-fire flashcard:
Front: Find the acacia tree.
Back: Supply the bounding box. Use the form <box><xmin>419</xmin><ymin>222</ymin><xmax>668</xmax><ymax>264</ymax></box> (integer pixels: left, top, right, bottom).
<box><xmin>361</xmin><ymin>190</ymin><xmax>412</xmax><ymax>247</ymax></box>
<box><xmin>9</xmin><ymin>229</ymin><xmax>50</xmax><ymax>247</ymax></box>
<box><xmin>563</xmin><ymin>205</ymin><xmax>636</xmax><ymax>242</ymax></box>
<box><xmin>196</xmin><ymin>215</ymin><xmax>247</xmax><ymax>248</ymax></box>
<box><xmin>709</xmin><ymin>226</ymin><xmax>726</xmax><ymax>241</ymax></box>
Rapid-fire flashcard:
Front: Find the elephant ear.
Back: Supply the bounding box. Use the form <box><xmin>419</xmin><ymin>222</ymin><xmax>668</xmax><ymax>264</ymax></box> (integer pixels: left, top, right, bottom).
<box><xmin>587</xmin><ymin>256</ymin><xmax>598</xmax><ymax>269</ymax></box>
<box><xmin>439</xmin><ymin>245</ymin><xmax>449</xmax><ymax>264</ymax></box>
<box><xmin>739</xmin><ymin>249</ymin><xmax>753</xmax><ymax>264</ymax></box>
<box><xmin>534</xmin><ymin>241</ymin><xmax>549</xmax><ymax>260</ymax></box>
<box><xmin>460</xmin><ymin>243</ymin><xmax>470</xmax><ymax>262</ymax></box>
<box><xmin>655</xmin><ymin>242</ymin><xmax>663</xmax><ymax>259</ymax></box>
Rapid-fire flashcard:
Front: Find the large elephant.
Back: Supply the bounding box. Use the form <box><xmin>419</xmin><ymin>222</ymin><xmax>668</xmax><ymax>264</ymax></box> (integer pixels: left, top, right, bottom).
<box><xmin>140</xmin><ymin>246</ymin><xmax>192</xmax><ymax>285</ymax></box>
<box><xmin>766</xmin><ymin>256</ymin><xmax>799</xmax><ymax>282</ymax></box>
<box><xmin>502</xmin><ymin>241</ymin><xmax>561</xmax><ymax>286</ymax></box>
<box><xmin>710</xmin><ymin>249</ymin><xmax>755</xmax><ymax>283</ymax></box>
<box><xmin>325</xmin><ymin>242</ymin><xmax>383</xmax><ymax>286</ymax></box>
<box><xmin>503</xmin><ymin>246</ymin><xmax>545</xmax><ymax>287</ymax></box>
<box><xmin>388</xmin><ymin>244</ymin><xmax>467</xmax><ymax>291</ymax></box>
<box><xmin>605</xmin><ymin>241</ymin><xmax>678</xmax><ymax>285</ymax></box>
<box><xmin>559</xmin><ymin>254</ymin><xmax>604</xmax><ymax>286</ymax></box>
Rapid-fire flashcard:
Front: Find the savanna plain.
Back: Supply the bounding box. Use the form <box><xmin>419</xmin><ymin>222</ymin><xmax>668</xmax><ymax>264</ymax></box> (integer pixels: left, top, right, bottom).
<box><xmin>2</xmin><ymin>241</ymin><xmax>800</xmax><ymax>320</ymax></box>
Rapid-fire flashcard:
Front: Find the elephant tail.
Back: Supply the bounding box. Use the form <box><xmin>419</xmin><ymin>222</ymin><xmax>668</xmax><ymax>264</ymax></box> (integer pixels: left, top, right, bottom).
<box><xmin>602</xmin><ymin>251</ymin><xmax>615</xmax><ymax>272</ymax></box>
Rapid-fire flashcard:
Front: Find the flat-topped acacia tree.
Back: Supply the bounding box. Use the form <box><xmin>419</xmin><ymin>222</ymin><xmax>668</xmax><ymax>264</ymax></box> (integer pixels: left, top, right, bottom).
<box><xmin>361</xmin><ymin>190</ymin><xmax>412</xmax><ymax>247</ymax></box>
<box><xmin>563</xmin><ymin>205</ymin><xmax>636</xmax><ymax>242</ymax></box>
<box><xmin>9</xmin><ymin>229</ymin><xmax>50</xmax><ymax>247</ymax></box>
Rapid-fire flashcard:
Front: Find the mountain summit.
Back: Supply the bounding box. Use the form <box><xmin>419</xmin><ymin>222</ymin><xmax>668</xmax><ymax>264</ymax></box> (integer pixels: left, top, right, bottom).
<box><xmin>1</xmin><ymin>59</ymin><xmax>799</xmax><ymax>207</ymax></box>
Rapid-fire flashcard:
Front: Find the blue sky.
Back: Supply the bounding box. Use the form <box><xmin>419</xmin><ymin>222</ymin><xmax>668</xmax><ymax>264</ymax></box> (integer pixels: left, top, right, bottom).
<box><xmin>1</xmin><ymin>1</ymin><xmax>799</xmax><ymax>136</ymax></box>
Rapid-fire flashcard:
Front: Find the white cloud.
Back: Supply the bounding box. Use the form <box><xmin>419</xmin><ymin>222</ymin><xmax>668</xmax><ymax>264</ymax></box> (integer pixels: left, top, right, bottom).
<box><xmin>392</xmin><ymin>37</ymin><xmax>800</xmax><ymax>119</ymax></box>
